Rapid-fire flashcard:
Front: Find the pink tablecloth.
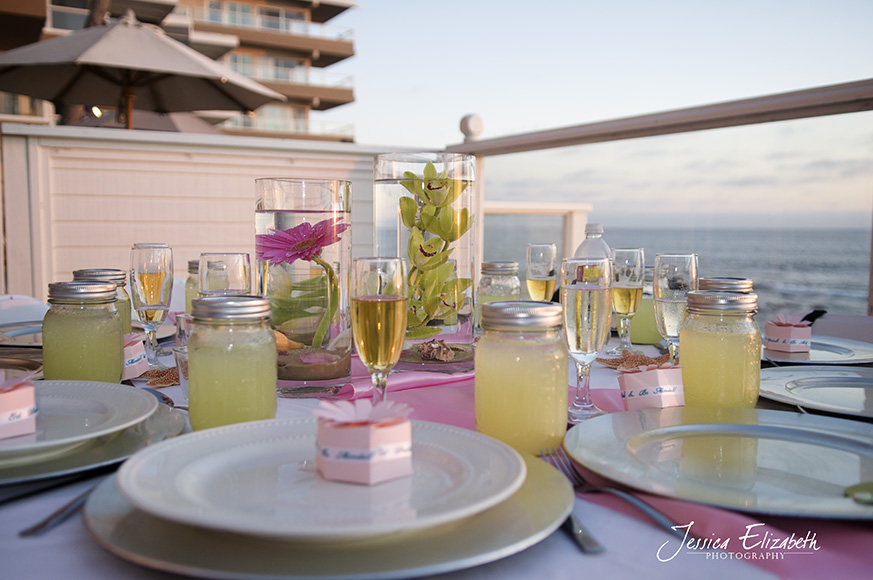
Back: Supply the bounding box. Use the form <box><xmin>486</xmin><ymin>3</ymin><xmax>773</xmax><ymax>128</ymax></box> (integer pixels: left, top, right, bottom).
<box><xmin>335</xmin><ymin>368</ymin><xmax>873</xmax><ymax>580</ymax></box>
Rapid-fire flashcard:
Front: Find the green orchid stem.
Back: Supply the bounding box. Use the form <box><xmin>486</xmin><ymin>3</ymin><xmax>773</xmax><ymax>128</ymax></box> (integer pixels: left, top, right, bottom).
<box><xmin>311</xmin><ymin>255</ymin><xmax>338</xmax><ymax>348</ymax></box>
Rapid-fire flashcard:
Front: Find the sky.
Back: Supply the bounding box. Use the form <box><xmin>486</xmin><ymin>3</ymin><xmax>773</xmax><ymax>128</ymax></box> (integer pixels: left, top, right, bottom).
<box><xmin>320</xmin><ymin>0</ymin><xmax>873</xmax><ymax>229</ymax></box>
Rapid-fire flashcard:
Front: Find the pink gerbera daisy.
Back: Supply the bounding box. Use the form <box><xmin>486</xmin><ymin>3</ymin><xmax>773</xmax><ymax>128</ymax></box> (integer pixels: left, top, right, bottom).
<box><xmin>256</xmin><ymin>218</ymin><xmax>349</xmax><ymax>265</ymax></box>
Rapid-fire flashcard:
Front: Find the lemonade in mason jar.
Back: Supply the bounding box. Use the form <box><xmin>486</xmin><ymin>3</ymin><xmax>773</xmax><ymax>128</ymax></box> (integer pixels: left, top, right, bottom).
<box><xmin>188</xmin><ymin>295</ymin><xmax>277</xmax><ymax>430</ymax></box>
<box><xmin>72</xmin><ymin>269</ymin><xmax>132</xmax><ymax>334</ymax></box>
<box><xmin>42</xmin><ymin>281</ymin><xmax>124</xmax><ymax>382</ymax></box>
<box><xmin>679</xmin><ymin>291</ymin><xmax>761</xmax><ymax>408</ymax></box>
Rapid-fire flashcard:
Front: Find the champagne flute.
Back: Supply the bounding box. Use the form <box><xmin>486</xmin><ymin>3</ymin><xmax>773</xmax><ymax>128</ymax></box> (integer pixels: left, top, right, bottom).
<box><xmin>561</xmin><ymin>257</ymin><xmax>613</xmax><ymax>423</ymax></box>
<box><xmin>653</xmin><ymin>253</ymin><xmax>698</xmax><ymax>364</ymax></box>
<box><xmin>605</xmin><ymin>248</ymin><xmax>645</xmax><ymax>356</ymax></box>
<box><xmin>130</xmin><ymin>243</ymin><xmax>174</xmax><ymax>369</ymax></box>
<box><xmin>351</xmin><ymin>258</ymin><xmax>408</xmax><ymax>405</ymax></box>
<box><xmin>198</xmin><ymin>252</ymin><xmax>252</xmax><ymax>296</ymax></box>
<box><xmin>526</xmin><ymin>243</ymin><xmax>557</xmax><ymax>301</ymax></box>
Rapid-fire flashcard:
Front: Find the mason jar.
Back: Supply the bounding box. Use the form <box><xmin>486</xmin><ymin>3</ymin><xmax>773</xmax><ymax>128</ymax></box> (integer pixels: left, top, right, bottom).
<box><xmin>72</xmin><ymin>269</ymin><xmax>132</xmax><ymax>334</ymax></box>
<box><xmin>188</xmin><ymin>295</ymin><xmax>277</xmax><ymax>431</ymax></box>
<box><xmin>475</xmin><ymin>261</ymin><xmax>521</xmax><ymax>329</ymax></box>
<box><xmin>679</xmin><ymin>291</ymin><xmax>761</xmax><ymax>408</ymax></box>
<box><xmin>699</xmin><ymin>277</ymin><xmax>754</xmax><ymax>293</ymax></box>
<box><xmin>185</xmin><ymin>259</ymin><xmax>199</xmax><ymax>313</ymax></box>
<box><xmin>43</xmin><ymin>281</ymin><xmax>123</xmax><ymax>382</ymax></box>
<box><xmin>475</xmin><ymin>301</ymin><xmax>568</xmax><ymax>454</ymax></box>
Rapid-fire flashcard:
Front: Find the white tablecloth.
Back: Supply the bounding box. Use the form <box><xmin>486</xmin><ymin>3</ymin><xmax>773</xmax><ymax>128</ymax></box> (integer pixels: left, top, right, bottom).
<box><xmin>0</xmin><ymin>340</ymin><xmax>775</xmax><ymax>580</ymax></box>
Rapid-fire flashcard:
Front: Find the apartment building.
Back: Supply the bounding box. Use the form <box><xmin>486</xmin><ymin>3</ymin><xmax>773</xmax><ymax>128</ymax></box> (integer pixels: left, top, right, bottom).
<box><xmin>0</xmin><ymin>0</ymin><xmax>356</xmax><ymax>141</ymax></box>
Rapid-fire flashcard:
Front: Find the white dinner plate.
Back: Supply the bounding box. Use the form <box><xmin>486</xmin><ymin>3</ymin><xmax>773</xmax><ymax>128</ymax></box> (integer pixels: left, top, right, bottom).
<box><xmin>0</xmin><ymin>381</ymin><xmax>158</xmax><ymax>467</ymax></box>
<box><xmin>763</xmin><ymin>335</ymin><xmax>873</xmax><ymax>365</ymax></box>
<box><xmin>87</xmin><ymin>454</ymin><xmax>570</xmax><ymax>580</ymax></box>
<box><xmin>760</xmin><ymin>366</ymin><xmax>873</xmax><ymax>419</ymax></box>
<box><xmin>116</xmin><ymin>418</ymin><xmax>527</xmax><ymax>540</ymax></box>
<box><xmin>0</xmin><ymin>320</ymin><xmax>43</xmax><ymax>347</ymax></box>
<box><xmin>564</xmin><ymin>407</ymin><xmax>873</xmax><ymax>519</ymax></box>
<box><xmin>0</xmin><ymin>404</ymin><xmax>184</xmax><ymax>486</ymax></box>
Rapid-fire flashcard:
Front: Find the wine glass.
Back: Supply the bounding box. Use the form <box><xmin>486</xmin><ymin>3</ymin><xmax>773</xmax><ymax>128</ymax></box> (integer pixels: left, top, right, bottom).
<box><xmin>130</xmin><ymin>243</ymin><xmax>174</xmax><ymax>369</ymax></box>
<box><xmin>653</xmin><ymin>253</ymin><xmax>698</xmax><ymax>364</ymax></box>
<box><xmin>561</xmin><ymin>257</ymin><xmax>613</xmax><ymax>423</ymax></box>
<box><xmin>351</xmin><ymin>258</ymin><xmax>408</xmax><ymax>405</ymax></box>
<box><xmin>198</xmin><ymin>252</ymin><xmax>252</xmax><ymax>296</ymax></box>
<box><xmin>526</xmin><ymin>243</ymin><xmax>557</xmax><ymax>301</ymax></box>
<box><xmin>605</xmin><ymin>248</ymin><xmax>645</xmax><ymax>356</ymax></box>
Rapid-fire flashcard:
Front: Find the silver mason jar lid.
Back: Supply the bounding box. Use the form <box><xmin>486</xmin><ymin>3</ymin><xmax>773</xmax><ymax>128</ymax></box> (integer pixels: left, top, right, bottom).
<box><xmin>481</xmin><ymin>261</ymin><xmax>519</xmax><ymax>275</ymax></box>
<box><xmin>686</xmin><ymin>291</ymin><xmax>757</xmax><ymax>313</ymax></box>
<box><xmin>188</xmin><ymin>259</ymin><xmax>199</xmax><ymax>274</ymax></box>
<box><xmin>699</xmin><ymin>277</ymin><xmax>753</xmax><ymax>293</ymax></box>
<box><xmin>192</xmin><ymin>295</ymin><xmax>271</xmax><ymax>321</ymax></box>
<box><xmin>48</xmin><ymin>281</ymin><xmax>118</xmax><ymax>302</ymax></box>
<box><xmin>72</xmin><ymin>268</ymin><xmax>126</xmax><ymax>286</ymax></box>
<box><xmin>481</xmin><ymin>301</ymin><xmax>562</xmax><ymax>330</ymax></box>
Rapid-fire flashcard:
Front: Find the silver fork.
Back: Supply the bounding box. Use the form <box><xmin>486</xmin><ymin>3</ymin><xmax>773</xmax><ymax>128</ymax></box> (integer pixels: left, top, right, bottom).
<box><xmin>540</xmin><ymin>449</ymin><xmax>604</xmax><ymax>554</ymax></box>
<box><xmin>545</xmin><ymin>446</ymin><xmax>684</xmax><ymax>539</ymax></box>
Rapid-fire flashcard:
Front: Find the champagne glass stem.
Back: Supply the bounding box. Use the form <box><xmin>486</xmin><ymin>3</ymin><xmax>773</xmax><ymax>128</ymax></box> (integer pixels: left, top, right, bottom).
<box><xmin>371</xmin><ymin>370</ymin><xmax>389</xmax><ymax>404</ymax></box>
<box><xmin>617</xmin><ymin>316</ymin><xmax>632</xmax><ymax>350</ymax></box>
<box><xmin>568</xmin><ymin>360</ymin><xmax>604</xmax><ymax>423</ymax></box>
<box><xmin>143</xmin><ymin>327</ymin><xmax>166</xmax><ymax>370</ymax></box>
<box><xmin>668</xmin><ymin>339</ymin><xmax>680</xmax><ymax>365</ymax></box>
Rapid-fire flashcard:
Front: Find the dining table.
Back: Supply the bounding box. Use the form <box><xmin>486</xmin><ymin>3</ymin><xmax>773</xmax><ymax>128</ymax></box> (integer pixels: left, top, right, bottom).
<box><xmin>2</xmin><ymin>329</ymin><xmax>872</xmax><ymax>580</ymax></box>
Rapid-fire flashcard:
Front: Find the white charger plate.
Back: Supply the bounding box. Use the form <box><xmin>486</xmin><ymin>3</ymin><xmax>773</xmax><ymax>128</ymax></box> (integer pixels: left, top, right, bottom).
<box><xmin>116</xmin><ymin>418</ymin><xmax>527</xmax><ymax>540</ymax></box>
<box><xmin>564</xmin><ymin>407</ymin><xmax>873</xmax><ymax>519</ymax></box>
<box><xmin>0</xmin><ymin>403</ymin><xmax>184</xmax><ymax>486</ymax></box>
<box><xmin>763</xmin><ymin>335</ymin><xmax>873</xmax><ymax>365</ymax></box>
<box><xmin>0</xmin><ymin>381</ymin><xmax>158</xmax><ymax>467</ymax></box>
<box><xmin>86</xmin><ymin>454</ymin><xmax>570</xmax><ymax>580</ymax></box>
<box><xmin>760</xmin><ymin>366</ymin><xmax>873</xmax><ymax>418</ymax></box>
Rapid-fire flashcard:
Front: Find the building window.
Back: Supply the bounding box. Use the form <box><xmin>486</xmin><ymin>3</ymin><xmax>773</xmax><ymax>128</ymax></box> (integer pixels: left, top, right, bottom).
<box><xmin>225</xmin><ymin>53</ymin><xmax>253</xmax><ymax>77</ymax></box>
<box><xmin>49</xmin><ymin>0</ymin><xmax>89</xmax><ymax>30</ymax></box>
<box><xmin>226</xmin><ymin>3</ymin><xmax>253</xmax><ymax>26</ymax></box>
<box><xmin>264</xmin><ymin>57</ymin><xmax>304</xmax><ymax>82</ymax></box>
<box><xmin>207</xmin><ymin>1</ymin><xmax>222</xmax><ymax>23</ymax></box>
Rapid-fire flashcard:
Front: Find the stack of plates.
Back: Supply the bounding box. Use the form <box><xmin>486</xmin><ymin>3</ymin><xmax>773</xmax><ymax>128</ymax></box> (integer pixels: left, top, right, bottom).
<box><xmin>0</xmin><ymin>381</ymin><xmax>184</xmax><ymax>486</ymax></box>
<box><xmin>84</xmin><ymin>418</ymin><xmax>574</xmax><ymax>579</ymax></box>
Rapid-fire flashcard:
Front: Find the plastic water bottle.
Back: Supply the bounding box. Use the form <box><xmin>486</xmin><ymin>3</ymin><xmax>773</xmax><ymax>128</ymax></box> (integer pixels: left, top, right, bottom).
<box><xmin>574</xmin><ymin>223</ymin><xmax>611</xmax><ymax>258</ymax></box>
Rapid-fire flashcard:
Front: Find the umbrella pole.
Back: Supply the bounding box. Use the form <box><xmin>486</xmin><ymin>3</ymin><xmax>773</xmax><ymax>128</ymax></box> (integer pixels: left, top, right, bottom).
<box><xmin>124</xmin><ymin>91</ymin><xmax>134</xmax><ymax>130</ymax></box>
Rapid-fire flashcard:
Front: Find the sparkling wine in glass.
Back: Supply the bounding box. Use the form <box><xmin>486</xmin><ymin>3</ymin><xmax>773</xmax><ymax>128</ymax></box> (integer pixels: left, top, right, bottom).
<box><xmin>526</xmin><ymin>243</ymin><xmax>557</xmax><ymax>301</ymax></box>
<box><xmin>605</xmin><ymin>248</ymin><xmax>645</xmax><ymax>356</ymax></box>
<box><xmin>130</xmin><ymin>243</ymin><xmax>174</xmax><ymax>369</ymax></box>
<box><xmin>351</xmin><ymin>258</ymin><xmax>408</xmax><ymax>404</ymax></box>
<box><xmin>653</xmin><ymin>253</ymin><xmax>698</xmax><ymax>364</ymax></box>
<box><xmin>198</xmin><ymin>252</ymin><xmax>252</xmax><ymax>296</ymax></box>
<box><xmin>561</xmin><ymin>257</ymin><xmax>613</xmax><ymax>423</ymax></box>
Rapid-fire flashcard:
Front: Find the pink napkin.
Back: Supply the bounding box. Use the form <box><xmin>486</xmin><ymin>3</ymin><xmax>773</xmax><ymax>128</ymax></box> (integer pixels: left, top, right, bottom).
<box><xmin>578</xmin><ymin>389</ymin><xmax>873</xmax><ymax>579</ymax></box>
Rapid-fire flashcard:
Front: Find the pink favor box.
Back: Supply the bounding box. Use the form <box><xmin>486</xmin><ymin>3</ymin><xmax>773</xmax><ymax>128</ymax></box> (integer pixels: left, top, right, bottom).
<box><xmin>618</xmin><ymin>368</ymin><xmax>685</xmax><ymax>411</ymax></box>
<box><xmin>122</xmin><ymin>333</ymin><xmax>149</xmax><ymax>381</ymax></box>
<box><xmin>763</xmin><ymin>321</ymin><xmax>812</xmax><ymax>352</ymax></box>
<box><xmin>0</xmin><ymin>383</ymin><xmax>37</xmax><ymax>441</ymax></box>
<box><xmin>316</xmin><ymin>417</ymin><xmax>412</xmax><ymax>485</ymax></box>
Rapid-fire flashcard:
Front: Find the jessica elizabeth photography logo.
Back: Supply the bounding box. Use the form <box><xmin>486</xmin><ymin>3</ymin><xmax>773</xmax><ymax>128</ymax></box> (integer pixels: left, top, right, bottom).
<box><xmin>657</xmin><ymin>521</ymin><xmax>820</xmax><ymax>563</ymax></box>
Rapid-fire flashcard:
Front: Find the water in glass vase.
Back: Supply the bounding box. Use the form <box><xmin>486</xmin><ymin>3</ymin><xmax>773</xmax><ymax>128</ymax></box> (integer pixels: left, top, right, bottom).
<box><xmin>256</xmin><ymin>208</ymin><xmax>352</xmax><ymax>382</ymax></box>
<box><xmin>373</xmin><ymin>178</ymin><xmax>476</xmax><ymax>371</ymax></box>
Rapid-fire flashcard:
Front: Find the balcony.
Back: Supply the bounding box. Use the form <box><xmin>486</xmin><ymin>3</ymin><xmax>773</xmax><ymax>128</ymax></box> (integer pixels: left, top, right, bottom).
<box><xmin>249</xmin><ymin>66</ymin><xmax>354</xmax><ymax>110</ymax></box>
<box><xmin>190</xmin><ymin>7</ymin><xmax>354</xmax><ymax>67</ymax></box>
<box><xmin>220</xmin><ymin>109</ymin><xmax>354</xmax><ymax>141</ymax></box>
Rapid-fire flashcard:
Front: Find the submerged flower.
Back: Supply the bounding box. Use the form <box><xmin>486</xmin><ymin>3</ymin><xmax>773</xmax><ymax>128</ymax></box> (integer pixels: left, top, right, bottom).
<box><xmin>256</xmin><ymin>218</ymin><xmax>349</xmax><ymax>266</ymax></box>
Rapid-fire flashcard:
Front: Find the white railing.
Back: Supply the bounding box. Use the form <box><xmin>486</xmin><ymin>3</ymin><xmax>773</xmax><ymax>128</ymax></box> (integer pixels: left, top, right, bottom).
<box><xmin>447</xmin><ymin>78</ymin><xmax>873</xmax><ymax>314</ymax></box>
<box><xmin>190</xmin><ymin>7</ymin><xmax>354</xmax><ymax>42</ymax></box>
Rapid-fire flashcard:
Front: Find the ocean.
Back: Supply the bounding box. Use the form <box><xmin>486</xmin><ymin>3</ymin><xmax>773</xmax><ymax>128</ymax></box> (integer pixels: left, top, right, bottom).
<box><xmin>483</xmin><ymin>215</ymin><xmax>871</xmax><ymax>325</ymax></box>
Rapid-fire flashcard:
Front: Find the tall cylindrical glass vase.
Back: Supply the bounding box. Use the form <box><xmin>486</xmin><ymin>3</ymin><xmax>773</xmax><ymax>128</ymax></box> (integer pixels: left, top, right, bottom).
<box><xmin>255</xmin><ymin>178</ymin><xmax>352</xmax><ymax>394</ymax></box>
<box><xmin>373</xmin><ymin>153</ymin><xmax>476</xmax><ymax>372</ymax></box>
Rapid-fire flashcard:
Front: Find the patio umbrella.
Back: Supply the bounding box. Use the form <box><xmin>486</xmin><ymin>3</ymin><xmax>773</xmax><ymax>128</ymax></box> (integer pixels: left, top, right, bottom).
<box><xmin>0</xmin><ymin>10</ymin><xmax>284</xmax><ymax>129</ymax></box>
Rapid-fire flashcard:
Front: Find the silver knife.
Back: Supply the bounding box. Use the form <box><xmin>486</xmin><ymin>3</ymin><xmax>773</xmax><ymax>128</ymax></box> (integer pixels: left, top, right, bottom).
<box><xmin>563</xmin><ymin>513</ymin><xmax>605</xmax><ymax>554</ymax></box>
